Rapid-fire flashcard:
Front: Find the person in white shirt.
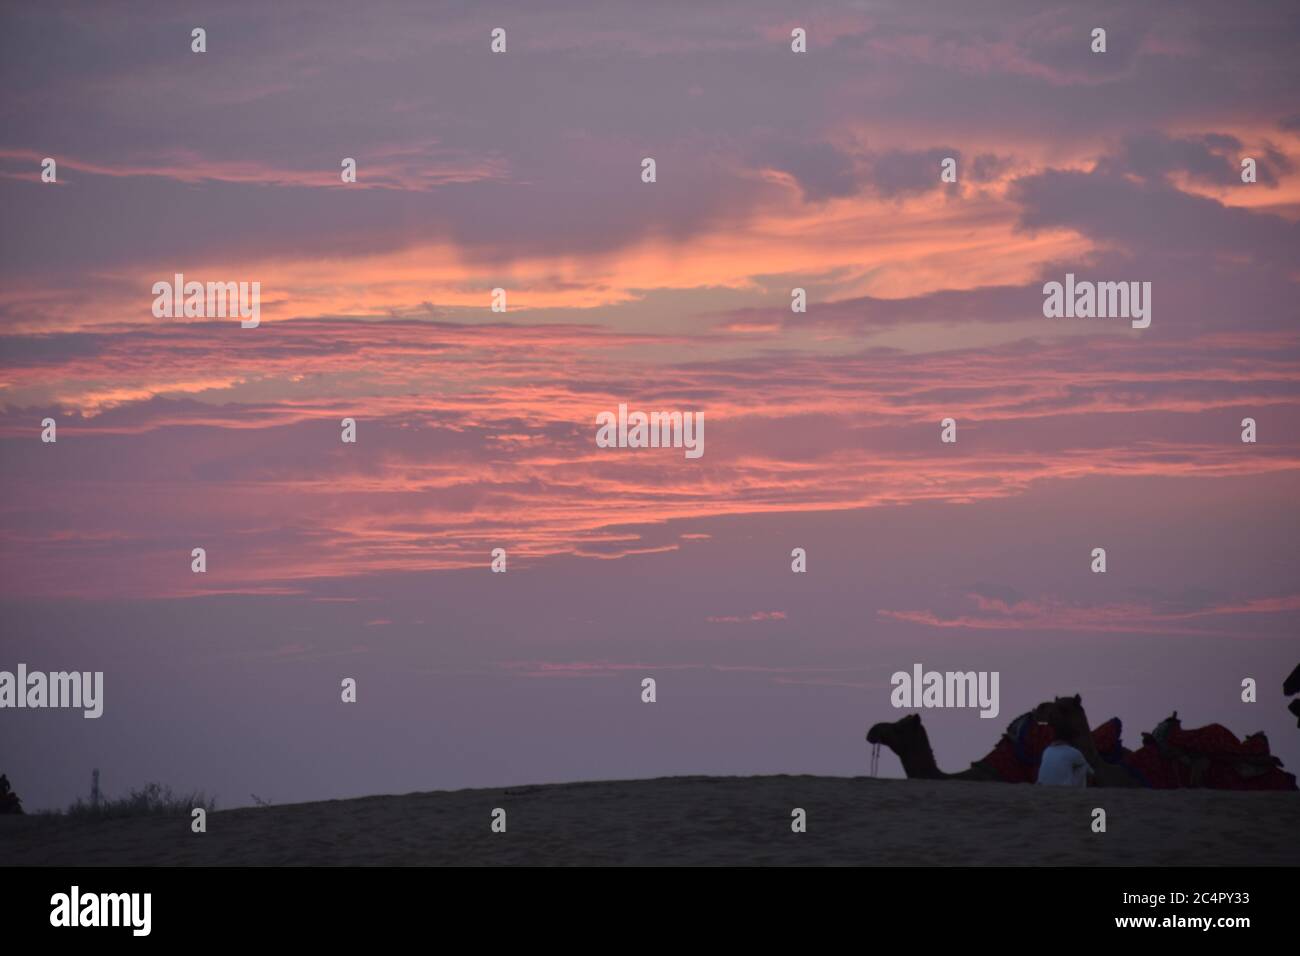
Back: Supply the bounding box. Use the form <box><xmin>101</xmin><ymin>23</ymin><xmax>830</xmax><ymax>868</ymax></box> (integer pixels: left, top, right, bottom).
<box><xmin>1036</xmin><ymin>714</ymin><xmax>1094</xmax><ymax>786</ymax></box>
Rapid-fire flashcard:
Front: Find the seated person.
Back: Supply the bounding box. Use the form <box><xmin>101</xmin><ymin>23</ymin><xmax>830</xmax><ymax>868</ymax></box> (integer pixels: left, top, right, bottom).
<box><xmin>1036</xmin><ymin>714</ymin><xmax>1094</xmax><ymax>787</ymax></box>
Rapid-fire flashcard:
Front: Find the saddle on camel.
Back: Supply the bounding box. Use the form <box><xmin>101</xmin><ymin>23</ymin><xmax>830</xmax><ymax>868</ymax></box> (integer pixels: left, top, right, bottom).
<box><xmin>866</xmin><ymin>695</ymin><xmax>1297</xmax><ymax>790</ymax></box>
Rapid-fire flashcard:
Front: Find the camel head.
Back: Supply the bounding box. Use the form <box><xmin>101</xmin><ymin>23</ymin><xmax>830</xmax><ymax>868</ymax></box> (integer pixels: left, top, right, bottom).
<box><xmin>1033</xmin><ymin>694</ymin><xmax>1096</xmax><ymax>750</ymax></box>
<box><xmin>866</xmin><ymin>712</ymin><xmax>957</xmax><ymax>779</ymax></box>
<box><xmin>867</xmin><ymin>712</ymin><xmax>925</xmax><ymax>749</ymax></box>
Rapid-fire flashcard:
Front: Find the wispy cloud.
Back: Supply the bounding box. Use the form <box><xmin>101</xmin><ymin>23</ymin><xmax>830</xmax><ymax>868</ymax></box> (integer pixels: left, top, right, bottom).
<box><xmin>879</xmin><ymin>591</ymin><xmax>1300</xmax><ymax>635</ymax></box>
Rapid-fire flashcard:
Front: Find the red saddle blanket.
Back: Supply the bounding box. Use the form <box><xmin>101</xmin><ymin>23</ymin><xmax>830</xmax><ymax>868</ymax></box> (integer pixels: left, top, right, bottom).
<box><xmin>1121</xmin><ymin>718</ymin><xmax>1295</xmax><ymax>790</ymax></box>
<box><xmin>977</xmin><ymin>715</ymin><xmax>1124</xmax><ymax>784</ymax></box>
<box><xmin>975</xmin><ymin>713</ymin><xmax>1296</xmax><ymax>790</ymax></box>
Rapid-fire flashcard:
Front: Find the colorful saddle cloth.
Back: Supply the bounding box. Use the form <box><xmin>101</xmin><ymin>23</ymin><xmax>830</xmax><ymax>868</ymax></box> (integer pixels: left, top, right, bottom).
<box><xmin>976</xmin><ymin>713</ymin><xmax>1124</xmax><ymax>784</ymax></box>
<box><xmin>972</xmin><ymin>712</ymin><xmax>1295</xmax><ymax>790</ymax></box>
<box><xmin>1120</xmin><ymin>715</ymin><xmax>1296</xmax><ymax>791</ymax></box>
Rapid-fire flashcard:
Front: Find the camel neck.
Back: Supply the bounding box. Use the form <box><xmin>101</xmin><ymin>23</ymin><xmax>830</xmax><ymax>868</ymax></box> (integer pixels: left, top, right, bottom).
<box><xmin>900</xmin><ymin>728</ymin><xmax>945</xmax><ymax>779</ymax></box>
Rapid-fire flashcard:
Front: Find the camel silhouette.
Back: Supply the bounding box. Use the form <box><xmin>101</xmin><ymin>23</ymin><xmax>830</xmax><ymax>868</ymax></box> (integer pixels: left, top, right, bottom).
<box><xmin>867</xmin><ymin>695</ymin><xmax>1296</xmax><ymax>790</ymax></box>
<box><xmin>866</xmin><ymin>712</ymin><xmax>999</xmax><ymax>780</ymax></box>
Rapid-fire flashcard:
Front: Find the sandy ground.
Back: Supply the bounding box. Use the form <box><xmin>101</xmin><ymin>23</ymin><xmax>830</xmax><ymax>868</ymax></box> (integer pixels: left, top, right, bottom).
<box><xmin>4</xmin><ymin>775</ymin><xmax>1298</xmax><ymax>866</ymax></box>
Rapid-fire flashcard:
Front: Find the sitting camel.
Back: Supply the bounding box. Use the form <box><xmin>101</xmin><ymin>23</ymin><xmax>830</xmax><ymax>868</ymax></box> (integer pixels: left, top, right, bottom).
<box><xmin>866</xmin><ymin>695</ymin><xmax>1134</xmax><ymax>785</ymax></box>
<box><xmin>867</xmin><ymin>695</ymin><xmax>1296</xmax><ymax>790</ymax></box>
<box><xmin>865</xmin><ymin>712</ymin><xmax>1002</xmax><ymax>781</ymax></box>
<box><xmin>1031</xmin><ymin>695</ymin><xmax>1140</xmax><ymax>788</ymax></box>
<box><xmin>1127</xmin><ymin>710</ymin><xmax>1292</xmax><ymax>789</ymax></box>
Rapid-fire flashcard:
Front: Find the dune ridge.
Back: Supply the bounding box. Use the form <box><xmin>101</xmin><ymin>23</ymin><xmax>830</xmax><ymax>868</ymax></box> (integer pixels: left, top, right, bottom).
<box><xmin>5</xmin><ymin>775</ymin><xmax>1298</xmax><ymax>866</ymax></box>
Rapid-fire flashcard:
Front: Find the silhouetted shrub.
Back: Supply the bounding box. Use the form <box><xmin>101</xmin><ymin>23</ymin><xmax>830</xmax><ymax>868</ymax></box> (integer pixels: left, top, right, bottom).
<box><xmin>0</xmin><ymin>774</ymin><xmax>23</xmax><ymax>815</ymax></box>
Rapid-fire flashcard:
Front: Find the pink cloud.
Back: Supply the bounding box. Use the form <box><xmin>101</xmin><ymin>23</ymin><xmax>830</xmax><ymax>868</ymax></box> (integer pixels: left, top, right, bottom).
<box><xmin>705</xmin><ymin>610</ymin><xmax>788</xmax><ymax>624</ymax></box>
<box><xmin>879</xmin><ymin>592</ymin><xmax>1300</xmax><ymax>636</ymax></box>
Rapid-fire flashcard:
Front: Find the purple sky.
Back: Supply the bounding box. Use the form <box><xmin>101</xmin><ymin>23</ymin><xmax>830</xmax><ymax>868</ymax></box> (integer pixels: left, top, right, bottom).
<box><xmin>1</xmin><ymin>0</ymin><xmax>1298</xmax><ymax>810</ymax></box>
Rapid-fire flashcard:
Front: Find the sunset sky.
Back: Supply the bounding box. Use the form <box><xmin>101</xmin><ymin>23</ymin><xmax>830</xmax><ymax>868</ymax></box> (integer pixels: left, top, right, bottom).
<box><xmin>2</xmin><ymin>0</ymin><xmax>1298</xmax><ymax>811</ymax></box>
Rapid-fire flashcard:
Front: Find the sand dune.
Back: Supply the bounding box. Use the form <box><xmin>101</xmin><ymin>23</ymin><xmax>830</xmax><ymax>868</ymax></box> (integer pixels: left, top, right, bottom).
<box><xmin>4</xmin><ymin>775</ymin><xmax>1298</xmax><ymax>866</ymax></box>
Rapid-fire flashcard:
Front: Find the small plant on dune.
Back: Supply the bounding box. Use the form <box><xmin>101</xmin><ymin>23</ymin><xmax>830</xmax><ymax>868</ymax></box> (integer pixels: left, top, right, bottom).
<box><xmin>64</xmin><ymin>782</ymin><xmax>216</xmax><ymax>819</ymax></box>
